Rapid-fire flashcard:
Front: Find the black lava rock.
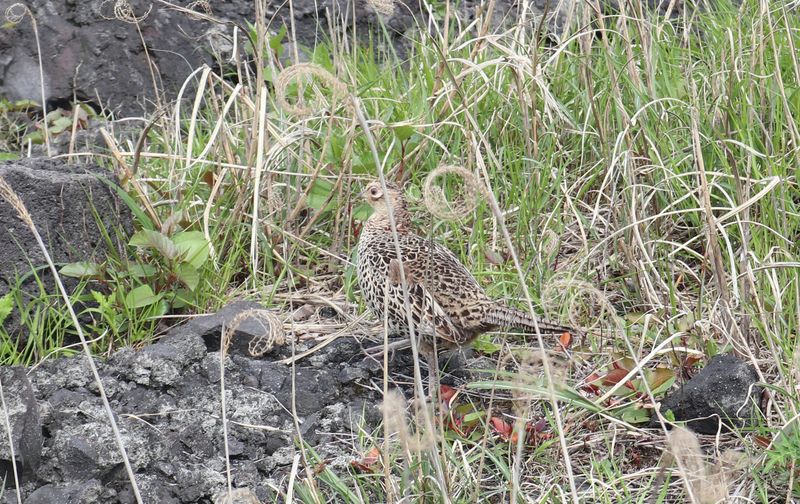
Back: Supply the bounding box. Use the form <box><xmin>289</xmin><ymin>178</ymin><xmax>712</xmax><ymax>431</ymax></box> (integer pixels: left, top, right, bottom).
<box><xmin>652</xmin><ymin>354</ymin><xmax>761</xmax><ymax>434</ymax></box>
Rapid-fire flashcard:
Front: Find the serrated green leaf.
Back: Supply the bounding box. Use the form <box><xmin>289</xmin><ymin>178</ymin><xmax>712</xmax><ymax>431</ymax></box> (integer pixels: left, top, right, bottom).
<box><xmin>0</xmin><ymin>293</ymin><xmax>13</xmax><ymax>326</ymax></box>
<box><xmin>471</xmin><ymin>334</ymin><xmax>502</xmax><ymax>354</ymax></box>
<box><xmin>129</xmin><ymin>229</ymin><xmax>179</xmax><ymax>261</ymax></box>
<box><xmin>173</xmin><ymin>231</ymin><xmax>210</xmax><ymax>268</ymax></box>
<box><xmin>269</xmin><ymin>25</ymin><xmax>286</xmax><ymax>56</ymax></box>
<box><xmin>124</xmin><ymin>284</ymin><xmax>161</xmax><ymax>309</ymax></box>
<box><xmin>176</xmin><ymin>263</ymin><xmax>200</xmax><ymax>291</ymax></box>
<box><xmin>50</xmin><ymin>115</ymin><xmax>73</xmax><ymax>134</ymax></box>
<box><xmin>60</xmin><ymin>261</ymin><xmax>104</xmax><ymax>278</ymax></box>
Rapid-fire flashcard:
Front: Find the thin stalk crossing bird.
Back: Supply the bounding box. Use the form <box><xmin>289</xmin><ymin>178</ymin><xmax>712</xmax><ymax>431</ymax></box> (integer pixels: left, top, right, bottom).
<box><xmin>356</xmin><ymin>180</ymin><xmax>574</xmax><ymax>362</ymax></box>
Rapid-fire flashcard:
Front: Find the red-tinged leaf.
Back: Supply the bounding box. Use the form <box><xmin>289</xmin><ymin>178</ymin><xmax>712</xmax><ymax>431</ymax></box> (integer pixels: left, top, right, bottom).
<box><xmin>647</xmin><ymin>366</ymin><xmax>676</xmax><ymax>395</ymax></box>
<box><xmin>490</xmin><ymin>416</ymin><xmax>514</xmax><ymax>441</ymax></box>
<box><xmin>602</xmin><ymin>368</ymin><xmax>630</xmax><ymax>386</ymax></box>
<box><xmin>524</xmin><ymin>419</ymin><xmax>554</xmax><ymax>446</ymax></box>
<box><xmin>202</xmin><ymin>170</ymin><xmax>216</xmax><ymax>188</ymax></box>
<box><xmin>350</xmin><ymin>446</ymin><xmax>381</xmax><ymax>473</ymax></box>
<box><xmin>313</xmin><ymin>459</ymin><xmax>330</xmax><ymax>475</ymax></box>
<box><xmin>683</xmin><ymin>355</ymin><xmax>702</xmax><ymax>368</ymax></box>
<box><xmin>526</xmin><ymin>430</ymin><xmax>553</xmax><ymax>446</ymax></box>
<box><xmin>581</xmin><ymin>372</ymin><xmax>602</xmax><ymax>394</ymax></box>
<box><xmin>530</xmin><ymin>418</ymin><xmax>548</xmax><ymax>433</ymax></box>
<box><xmin>603</xmin><ymin>368</ymin><xmax>637</xmax><ymax>392</ymax></box>
<box><xmin>558</xmin><ymin>332</ymin><xmax>572</xmax><ymax>349</ymax></box>
<box><xmin>754</xmin><ymin>435</ymin><xmax>772</xmax><ymax>448</ymax></box>
<box><xmin>440</xmin><ymin>385</ymin><xmax>457</xmax><ymax>404</ymax></box>
<box><xmin>611</xmin><ymin>356</ymin><xmax>637</xmax><ymax>372</ymax></box>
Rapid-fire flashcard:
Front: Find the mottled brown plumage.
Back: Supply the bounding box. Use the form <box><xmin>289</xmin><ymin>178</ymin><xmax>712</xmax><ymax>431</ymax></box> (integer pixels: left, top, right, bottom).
<box><xmin>356</xmin><ymin>180</ymin><xmax>573</xmax><ymax>351</ymax></box>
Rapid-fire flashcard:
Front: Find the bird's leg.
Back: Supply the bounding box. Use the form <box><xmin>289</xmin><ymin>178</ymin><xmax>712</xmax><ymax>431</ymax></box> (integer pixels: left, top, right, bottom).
<box><xmin>363</xmin><ymin>339</ymin><xmax>412</xmax><ymax>359</ymax></box>
<box><xmin>420</xmin><ymin>341</ymin><xmax>439</xmax><ymax>404</ymax></box>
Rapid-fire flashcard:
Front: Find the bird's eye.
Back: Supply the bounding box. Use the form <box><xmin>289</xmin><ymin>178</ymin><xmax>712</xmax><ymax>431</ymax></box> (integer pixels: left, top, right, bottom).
<box><xmin>370</xmin><ymin>187</ymin><xmax>379</xmax><ymax>196</ymax></box>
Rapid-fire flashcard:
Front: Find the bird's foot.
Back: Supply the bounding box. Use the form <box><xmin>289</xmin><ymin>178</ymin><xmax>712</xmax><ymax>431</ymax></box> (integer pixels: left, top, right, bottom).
<box><xmin>363</xmin><ymin>339</ymin><xmax>412</xmax><ymax>360</ymax></box>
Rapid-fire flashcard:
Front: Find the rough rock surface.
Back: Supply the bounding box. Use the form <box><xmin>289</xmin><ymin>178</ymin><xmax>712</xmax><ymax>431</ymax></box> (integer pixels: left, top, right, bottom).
<box><xmin>0</xmin><ymin>157</ymin><xmax>133</xmax><ymax>337</ymax></box>
<box><xmin>0</xmin><ymin>0</ymin><xmax>696</xmax><ymax>118</ymax></box>
<box><xmin>652</xmin><ymin>354</ymin><xmax>761</xmax><ymax>434</ymax></box>
<box><xmin>0</xmin><ymin>300</ymin><xmax>410</xmax><ymax>503</ymax></box>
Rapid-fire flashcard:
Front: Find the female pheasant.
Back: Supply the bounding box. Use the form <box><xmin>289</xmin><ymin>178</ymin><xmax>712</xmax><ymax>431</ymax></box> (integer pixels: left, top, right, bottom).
<box><xmin>356</xmin><ymin>180</ymin><xmax>573</xmax><ymax>353</ymax></box>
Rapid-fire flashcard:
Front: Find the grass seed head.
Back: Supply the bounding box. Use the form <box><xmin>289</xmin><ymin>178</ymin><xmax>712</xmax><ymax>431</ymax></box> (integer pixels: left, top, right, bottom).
<box><xmin>366</xmin><ymin>0</ymin><xmax>395</xmax><ymax>19</ymax></box>
<box><xmin>275</xmin><ymin>63</ymin><xmax>350</xmax><ymax>117</ymax></box>
<box><xmin>423</xmin><ymin>165</ymin><xmax>483</xmax><ymax>221</ymax></box>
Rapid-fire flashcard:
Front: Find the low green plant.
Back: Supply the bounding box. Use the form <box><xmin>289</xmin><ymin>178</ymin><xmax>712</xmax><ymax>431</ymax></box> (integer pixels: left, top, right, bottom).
<box><xmin>59</xmin><ymin>228</ymin><xmax>211</xmax><ymax>343</ymax></box>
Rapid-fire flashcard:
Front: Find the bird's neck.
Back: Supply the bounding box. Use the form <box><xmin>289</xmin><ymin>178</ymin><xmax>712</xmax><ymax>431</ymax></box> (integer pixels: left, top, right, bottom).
<box><xmin>365</xmin><ymin>204</ymin><xmax>412</xmax><ymax>233</ymax></box>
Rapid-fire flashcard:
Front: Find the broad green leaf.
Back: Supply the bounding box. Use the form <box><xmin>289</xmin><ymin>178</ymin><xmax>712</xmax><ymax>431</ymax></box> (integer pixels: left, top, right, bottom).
<box><xmin>175</xmin><ymin>263</ymin><xmax>200</xmax><ymax>291</ymax></box>
<box><xmin>614</xmin><ymin>403</ymin><xmax>651</xmax><ymax>424</ymax></box>
<box><xmin>647</xmin><ymin>367</ymin><xmax>677</xmax><ymax>396</ymax></box>
<box><xmin>307</xmin><ymin>179</ymin><xmax>337</xmax><ymax>211</ymax></box>
<box><xmin>0</xmin><ymin>153</ymin><xmax>19</xmax><ymax>161</ymax></box>
<box><xmin>353</xmin><ymin>203</ymin><xmax>372</xmax><ymax>222</ymax></box>
<box><xmin>392</xmin><ymin>124</ymin><xmax>415</xmax><ymax>141</ymax></box>
<box><xmin>471</xmin><ymin>334</ymin><xmax>502</xmax><ymax>354</ymax></box>
<box><xmin>173</xmin><ymin>231</ymin><xmax>210</xmax><ymax>268</ymax></box>
<box><xmin>124</xmin><ymin>284</ymin><xmax>161</xmax><ymax>309</ymax></box>
<box><xmin>0</xmin><ymin>293</ymin><xmax>13</xmax><ymax>326</ymax></box>
<box><xmin>50</xmin><ymin>115</ymin><xmax>73</xmax><ymax>134</ymax></box>
<box><xmin>127</xmin><ymin>263</ymin><xmax>158</xmax><ymax>279</ymax></box>
<box><xmin>706</xmin><ymin>338</ymin><xmax>718</xmax><ymax>358</ymax></box>
<box><xmin>351</xmin><ymin>153</ymin><xmax>376</xmax><ymax>174</ymax></box>
<box><xmin>461</xmin><ymin>410</ymin><xmax>486</xmax><ymax>424</ymax></box>
<box><xmin>129</xmin><ymin>229</ymin><xmax>179</xmax><ymax>261</ymax></box>
<box><xmin>22</xmin><ymin>130</ymin><xmax>43</xmax><ymax>144</ymax></box>
<box><xmin>170</xmin><ymin>288</ymin><xmax>195</xmax><ymax>309</ymax></box>
<box><xmin>60</xmin><ymin>261</ymin><xmax>104</xmax><ymax>278</ymax></box>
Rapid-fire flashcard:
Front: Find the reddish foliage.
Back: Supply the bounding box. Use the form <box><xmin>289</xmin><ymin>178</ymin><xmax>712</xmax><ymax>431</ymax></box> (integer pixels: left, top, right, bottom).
<box><xmin>581</xmin><ymin>372</ymin><xmax>602</xmax><ymax>395</ymax></box>
<box><xmin>440</xmin><ymin>384</ymin><xmax>457</xmax><ymax>404</ymax></box>
<box><xmin>558</xmin><ymin>332</ymin><xmax>572</xmax><ymax>349</ymax></box>
<box><xmin>350</xmin><ymin>446</ymin><xmax>381</xmax><ymax>473</ymax></box>
<box><xmin>602</xmin><ymin>368</ymin><xmax>636</xmax><ymax>391</ymax></box>
<box><xmin>490</xmin><ymin>416</ymin><xmax>518</xmax><ymax>443</ymax></box>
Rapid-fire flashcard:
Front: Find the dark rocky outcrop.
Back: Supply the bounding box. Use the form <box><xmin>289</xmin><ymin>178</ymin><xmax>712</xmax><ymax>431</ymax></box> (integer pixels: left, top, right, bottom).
<box><xmin>652</xmin><ymin>354</ymin><xmax>762</xmax><ymax>434</ymax></box>
<box><xmin>0</xmin><ymin>0</ymin><xmax>700</xmax><ymax>120</ymax></box>
<box><xmin>0</xmin><ymin>157</ymin><xmax>133</xmax><ymax>338</ymax></box>
<box><xmin>0</xmin><ymin>300</ymin><xmax>397</xmax><ymax>503</ymax></box>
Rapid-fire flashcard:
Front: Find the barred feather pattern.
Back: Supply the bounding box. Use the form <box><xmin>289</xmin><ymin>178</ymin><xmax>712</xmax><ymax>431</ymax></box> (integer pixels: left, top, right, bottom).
<box><xmin>356</xmin><ymin>181</ymin><xmax>575</xmax><ymax>350</ymax></box>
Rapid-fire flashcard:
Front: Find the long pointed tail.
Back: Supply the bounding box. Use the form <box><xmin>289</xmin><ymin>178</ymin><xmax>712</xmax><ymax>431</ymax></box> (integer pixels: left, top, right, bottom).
<box><xmin>483</xmin><ymin>304</ymin><xmax>574</xmax><ymax>335</ymax></box>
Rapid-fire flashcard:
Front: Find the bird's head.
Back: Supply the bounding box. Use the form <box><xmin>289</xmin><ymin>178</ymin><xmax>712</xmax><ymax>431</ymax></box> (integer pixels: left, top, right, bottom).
<box><xmin>361</xmin><ymin>180</ymin><xmax>404</xmax><ymax>208</ymax></box>
<box><xmin>360</xmin><ymin>180</ymin><xmax>410</xmax><ymax>230</ymax></box>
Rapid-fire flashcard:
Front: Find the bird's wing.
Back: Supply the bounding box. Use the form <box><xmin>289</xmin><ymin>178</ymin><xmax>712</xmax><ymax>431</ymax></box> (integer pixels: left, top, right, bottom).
<box><xmin>386</xmin><ymin>258</ymin><xmax>464</xmax><ymax>346</ymax></box>
<box><xmin>407</xmin><ymin>282</ymin><xmax>464</xmax><ymax>346</ymax></box>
